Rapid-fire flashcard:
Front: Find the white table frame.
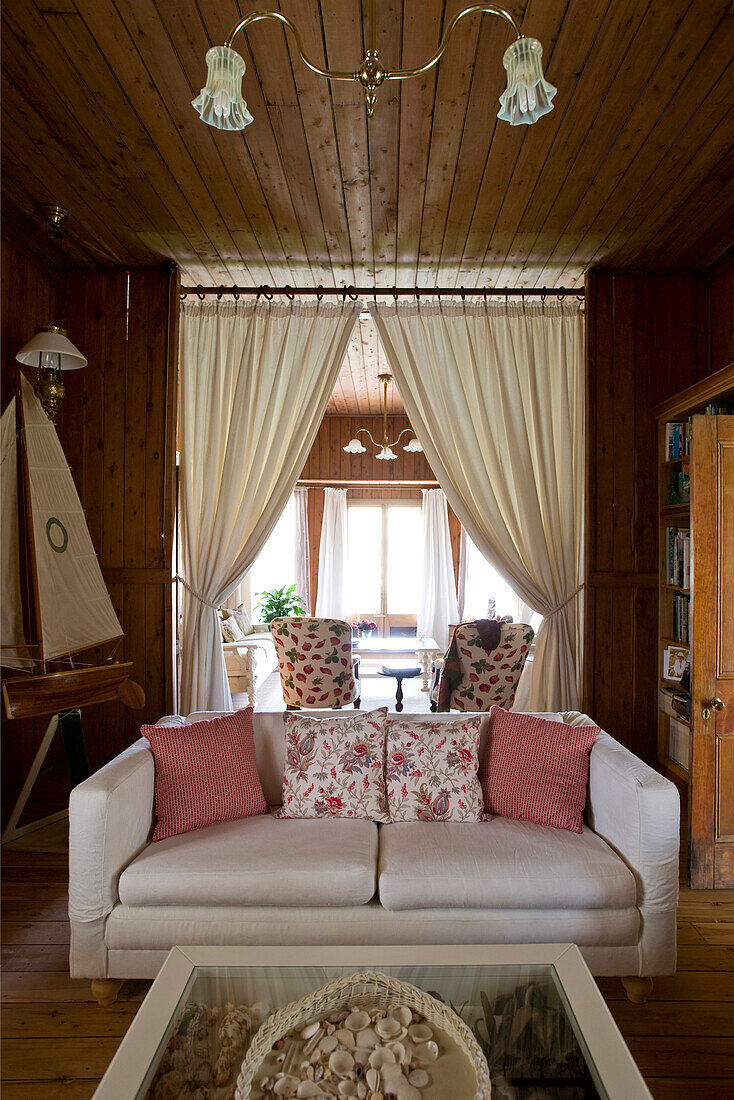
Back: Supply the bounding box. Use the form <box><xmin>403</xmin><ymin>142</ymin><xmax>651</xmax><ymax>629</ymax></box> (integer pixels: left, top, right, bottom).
<box><xmin>353</xmin><ymin>637</ymin><xmax>442</xmax><ymax>691</ymax></box>
<box><xmin>94</xmin><ymin>943</ymin><xmax>651</xmax><ymax>1100</ymax></box>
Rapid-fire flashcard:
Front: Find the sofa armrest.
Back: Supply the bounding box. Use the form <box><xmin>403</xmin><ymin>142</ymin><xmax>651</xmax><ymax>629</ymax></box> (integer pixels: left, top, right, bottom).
<box><xmin>68</xmin><ymin>737</ymin><xmax>155</xmax><ymax>925</ymax></box>
<box><xmin>576</xmin><ymin>720</ymin><xmax>680</xmax><ymax>913</ymax></box>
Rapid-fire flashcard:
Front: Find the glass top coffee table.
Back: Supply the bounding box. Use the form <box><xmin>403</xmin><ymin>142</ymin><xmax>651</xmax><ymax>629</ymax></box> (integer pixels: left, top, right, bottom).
<box><xmin>94</xmin><ymin>945</ymin><xmax>650</xmax><ymax>1099</ymax></box>
<box><xmin>353</xmin><ymin>636</ymin><xmax>441</xmax><ymax>690</ymax></box>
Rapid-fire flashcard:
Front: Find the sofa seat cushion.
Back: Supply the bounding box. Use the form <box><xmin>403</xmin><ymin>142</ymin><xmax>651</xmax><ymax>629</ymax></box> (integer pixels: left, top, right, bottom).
<box><xmin>118</xmin><ymin>815</ymin><xmax>377</xmax><ymax>907</ymax></box>
<box><xmin>378</xmin><ymin>819</ymin><xmax>636</xmax><ymax>911</ymax></box>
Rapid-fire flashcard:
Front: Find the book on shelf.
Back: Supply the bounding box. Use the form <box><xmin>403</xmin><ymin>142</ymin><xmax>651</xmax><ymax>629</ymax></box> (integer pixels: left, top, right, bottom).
<box><xmin>666</xmin><ymin>526</ymin><xmax>691</xmax><ymax>587</ymax></box>
<box><xmin>665</xmin><ymin>420</ymin><xmax>690</xmax><ymax>460</ymax></box>
<box><xmin>668</xmin><ymin>716</ymin><xmax>690</xmax><ymax>770</ymax></box>
<box><xmin>672</xmin><ymin>591</ymin><xmax>690</xmax><ymax>644</ymax></box>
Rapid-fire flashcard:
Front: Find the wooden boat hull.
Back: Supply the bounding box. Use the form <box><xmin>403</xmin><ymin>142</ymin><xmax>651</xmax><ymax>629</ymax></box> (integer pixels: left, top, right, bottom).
<box><xmin>2</xmin><ymin>662</ymin><xmax>145</xmax><ymax>720</ymax></box>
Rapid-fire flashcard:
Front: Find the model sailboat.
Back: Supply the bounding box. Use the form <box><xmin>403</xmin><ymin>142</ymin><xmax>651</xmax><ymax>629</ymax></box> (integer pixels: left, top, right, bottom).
<box><xmin>1</xmin><ymin>373</ymin><xmax>144</xmax><ymax>719</ymax></box>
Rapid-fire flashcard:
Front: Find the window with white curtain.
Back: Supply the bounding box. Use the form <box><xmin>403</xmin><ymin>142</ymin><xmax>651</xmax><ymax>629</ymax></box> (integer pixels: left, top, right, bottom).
<box><xmin>463</xmin><ymin>534</ymin><xmax>542</xmax><ymax>632</ymax></box>
<box><xmin>248</xmin><ymin>495</ymin><xmax>297</xmax><ymax>612</ymax></box>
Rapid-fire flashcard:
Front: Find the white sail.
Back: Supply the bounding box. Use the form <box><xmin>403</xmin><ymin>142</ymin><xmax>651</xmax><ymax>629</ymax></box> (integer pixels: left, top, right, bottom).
<box><xmin>1</xmin><ymin>400</ymin><xmax>32</xmax><ymax>669</ymax></box>
<box><xmin>20</xmin><ymin>374</ymin><xmax>123</xmax><ymax>660</ymax></box>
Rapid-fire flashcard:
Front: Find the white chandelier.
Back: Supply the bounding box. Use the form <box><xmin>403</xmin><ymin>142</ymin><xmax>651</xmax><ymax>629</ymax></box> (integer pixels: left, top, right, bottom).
<box><xmin>193</xmin><ymin>2</ymin><xmax>556</xmax><ymax>130</ymax></box>
<box><xmin>344</xmin><ymin>374</ymin><xmax>422</xmax><ymax>461</ymax></box>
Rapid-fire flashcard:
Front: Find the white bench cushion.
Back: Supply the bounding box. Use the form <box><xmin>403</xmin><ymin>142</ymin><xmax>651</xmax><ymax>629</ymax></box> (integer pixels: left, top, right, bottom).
<box><xmin>118</xmin><ymin>815</ymin><xmax>378</xmax><ymax>908</ymax></box>
<box><xmin>377</xmin><ymin>819</ymin><xmax>636</xmax><ymax>911</ymax></box>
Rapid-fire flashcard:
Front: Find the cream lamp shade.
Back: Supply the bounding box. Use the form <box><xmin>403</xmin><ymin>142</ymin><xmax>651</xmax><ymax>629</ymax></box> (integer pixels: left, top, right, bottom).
<box><xmin>16</xmin><ymin>326</ymin><xmax>87</xmax><ymax>371</ymax></box>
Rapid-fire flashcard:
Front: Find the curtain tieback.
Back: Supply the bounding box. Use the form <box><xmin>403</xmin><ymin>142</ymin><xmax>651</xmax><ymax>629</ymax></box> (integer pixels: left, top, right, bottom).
<box><xmin>546</xmin><ymin>584</ymin><xmax>584</xmax><ymax>616</ymax></box>
<box><xmin>175</xmin><ymin>575</ymin><xmax>219</xmax><ymax>609</ymax></box>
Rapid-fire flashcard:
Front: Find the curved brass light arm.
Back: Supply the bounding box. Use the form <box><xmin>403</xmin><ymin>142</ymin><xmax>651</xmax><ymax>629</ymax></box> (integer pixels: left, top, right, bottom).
<box><xmin>386</xmin><ymin>4</ymin><xmax>522</xmax><ymax>80</ymax></box>
<box><xmin>225</xmin><ymin>10</ymin><xmax>356</xmax><ymax>81</ymax></box>
<box><xmin>356</xmin><ymin>425</ymin><xmax>415</xmax><ymax>449</ymax></box>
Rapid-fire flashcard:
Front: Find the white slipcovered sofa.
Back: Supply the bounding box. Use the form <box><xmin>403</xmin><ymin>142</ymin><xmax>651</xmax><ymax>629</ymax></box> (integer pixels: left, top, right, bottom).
<box><xmin>222</xmin><ymin>630</ymin><xmax>277</xmax><ymax>704</ymax></box>
<box><xmin>69</xmin><ymin>710</ymin><xmax>679</xmax><ymax>1004</ymax></box>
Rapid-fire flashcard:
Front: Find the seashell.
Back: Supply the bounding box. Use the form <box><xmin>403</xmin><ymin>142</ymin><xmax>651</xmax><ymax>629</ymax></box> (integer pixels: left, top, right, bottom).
<box><xmin>352</xmin><ymin>1048</ymin><xmax>370</xmax><ymax>1066</ymax></box>
<box><xmin>251</xmin><ymin>1001</ymin><xmax>271</xmax><ymax>1022</ymax></box>
<box><xmin>388</xmin><ymin>1006</ymin><xmax>413</xmax><ymax>1027</ymax></box>
<box><xmin>355</xmin><ymin>1027</ymin><xmax>378</xmax><ymax>1049</ymax></box>
<box><xmin>407</xmin><ymin>1025</ymin><xmax>432</xmax><ymax>1044</ymax></box>
<box><xmin>357</xmin><ymin>1085</ymin><xmax>367</xmax><ymax>1100</ymax></box>
<box><xmin>302</xmin><ymin>1021</ymin><xmax>322</xmax><ymax>1040</ymax></box>
<box><xmin>319</xmin><ymin>1033</ymin><xmax>339</xmax><ymax>1054</ymax></box>
<box><xmin>407</xmin><ymin>1069</ymin><xmax>429</xmax><ymax>1087</ymax></box>
<box><xmin>335</xmin><ymin>1029</ymin><xmax>356</xmax><ymax>1048</ymax></box>
<box><xmin>365</xmin><ymin>1068</ymin><xmax>380</xmax><ymax>1091</ymax></box>
<box><xmin>397</xmin><ymin>1084</ymin><xmax>421</xmax><ymax>1100</ymax></box>
<box><xmin>329</xmin><ymin>1050</ymin><xmax>355</xmax><ymax>1077</ymax></box>
<box><xmin>374</xmin><ymin>1017</ymin><xmax>402</xmax><ymax>1040</ymax></box>
<box><xmin>345</xmin><ymin>1010</ymin><xmax>371</xmax><ymax>1032</ymax></box>
<box><xmin>414</xmin><ymin>1041</ymin><xmax>438</xmax><ymax>1064</ymax></box>
<box><xmin>368</xmin><ymin>1048</ymin><xmax>396</xmax><ymax>1070</ymax></box>
<box><xmin>338</xmin><ymin>1083</ymin><xmax>358</xmax><ymax>1098</ymax></box>
<box><xmin>296</xmin><ymin>1083</ymin><xmax>325</xmax><ymax>1098</ymax></box>
<box><xmin>385</xmin><ymin>1041</ymin><xmax>406</xmax><ymax>1064</ymax></box>
<box><xmin>368</xmin><ymin>1094</ymin><xmax>383</xmax><ymax>1100</ymax></box>
<box><xmin>274</xmin><ymin>1076</ymin><xmax>300</xmax><ymax>1096</ymax></box>
<box><xmin>304</xmin><ymin>1029</ymin><xmax>323</xmax><ymax>1056</ymax></box>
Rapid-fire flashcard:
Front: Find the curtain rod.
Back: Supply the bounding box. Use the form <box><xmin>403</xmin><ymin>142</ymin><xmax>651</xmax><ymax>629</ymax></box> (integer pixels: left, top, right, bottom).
<box><xmin>180</xmin><ymin>284</ymin><xmax>584</xmax><ymax>301</ymax></box>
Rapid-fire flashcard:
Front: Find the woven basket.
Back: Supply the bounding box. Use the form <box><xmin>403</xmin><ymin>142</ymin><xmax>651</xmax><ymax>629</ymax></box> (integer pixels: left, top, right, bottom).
<box><xmin>235</xmin><ymin>968</ymin><xmax>491</xmax><ymax>1099</ymax></box>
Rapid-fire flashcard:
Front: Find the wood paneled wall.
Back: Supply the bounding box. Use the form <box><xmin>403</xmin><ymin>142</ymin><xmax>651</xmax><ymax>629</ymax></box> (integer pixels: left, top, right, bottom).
<box><xmin>584</xmin><ymin>263</ymin><xmax>731</xmax><ymax>761</ymax></box>
<box><xmin>1</xmin><ymin>248</ymin><xmax>178</xmax><ymax>796</ymax></box>
<box><xmin>299</xmin><ymin>415</ymin><xmax>462</xmax><ymax>613</ymax></box>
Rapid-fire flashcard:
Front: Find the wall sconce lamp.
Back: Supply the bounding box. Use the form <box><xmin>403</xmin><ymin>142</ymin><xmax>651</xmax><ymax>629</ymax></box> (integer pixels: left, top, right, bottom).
<box><xmin>16</xmin><ymin>327</ymin><xmax>87</xmax><ymax>422</ymax></box>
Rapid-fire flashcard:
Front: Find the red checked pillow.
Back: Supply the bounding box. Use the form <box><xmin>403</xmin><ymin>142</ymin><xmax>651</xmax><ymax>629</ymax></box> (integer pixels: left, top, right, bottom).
<box><xmin>142</xmin><ymin>709</ymin><xmax>267</xmax><ymax>841</ymax></box>
<box><xmin>479</xmin><ymin>707</ymin><xmax>599</xmax><ymax>833</ymax></box>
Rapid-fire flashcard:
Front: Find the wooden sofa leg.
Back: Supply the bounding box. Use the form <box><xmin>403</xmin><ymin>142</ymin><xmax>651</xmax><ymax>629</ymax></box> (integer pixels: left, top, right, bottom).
<box><xmin>91</xmin><ymin>979</ymin><xmax>123</xmax><ymax>1007</ymax></box>
<box><xmin>621</xmin><ymin>976</ymin><xmax>653</xmax><ymax>1004</ymax></box>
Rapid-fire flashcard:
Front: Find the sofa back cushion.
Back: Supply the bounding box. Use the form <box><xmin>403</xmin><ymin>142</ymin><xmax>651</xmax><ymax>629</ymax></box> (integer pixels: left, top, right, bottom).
<box><xmin>143</xmin><ymin>708</ymin><xmax>267</xmax><ymax>841</ymax></box>
<box><xmin>479</xmin><ymin>706</ymin><xmax>599</xmax><ymax>833</ymax></box>
<box><xmin>158</xmin><ymin>709</ymin><xmax>567</xmax><ymax>807</ymax></box>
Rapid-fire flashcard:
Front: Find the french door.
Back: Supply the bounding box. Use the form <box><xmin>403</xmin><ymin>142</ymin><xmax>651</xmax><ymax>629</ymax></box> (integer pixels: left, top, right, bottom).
<box><xmin>345</xmin><ymin>501</ymin><xmax>421</xmax><ymax>632</ymax></box>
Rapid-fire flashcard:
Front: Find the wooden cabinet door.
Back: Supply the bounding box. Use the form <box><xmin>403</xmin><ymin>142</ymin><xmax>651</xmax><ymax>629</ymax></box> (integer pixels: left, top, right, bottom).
<box><xmin>690</xmin><ymin>414</ymin><xmax>734</xmax><ymax>888</ymax></box>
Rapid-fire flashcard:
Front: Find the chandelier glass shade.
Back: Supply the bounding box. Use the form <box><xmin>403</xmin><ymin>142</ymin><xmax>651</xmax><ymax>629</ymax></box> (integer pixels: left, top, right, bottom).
<box><xmin>193</xmin><ymin>3</ymin><xmax>555</xmax><ymax>130</ymax></box>
<box><xmin>343</xmin><ymin>374</ymin><xmax>422</xmax><ymax>461</ymax></box>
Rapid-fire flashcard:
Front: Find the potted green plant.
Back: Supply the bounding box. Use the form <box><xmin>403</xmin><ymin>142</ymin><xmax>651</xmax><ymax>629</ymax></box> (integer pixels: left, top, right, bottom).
<box><xmin>254</xmin><ymin>584</ymin><xmax>307</xmax><ymax>624</ymax></box>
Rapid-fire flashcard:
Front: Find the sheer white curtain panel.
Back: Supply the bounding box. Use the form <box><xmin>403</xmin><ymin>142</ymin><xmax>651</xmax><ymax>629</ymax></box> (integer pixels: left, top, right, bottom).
<box><xmin>314</xmin><ymin>488</ymin><xmax>348</xmax><ymax>620</ymax></box>
<box><xmin>293</xmin><ymin>486</ymin><xmax>311</xmax><ymax>614</ymax></box>
<box><xmin>179</xmin><ymin>300</ymin><xmax>358</xmax><ymax>712</ymax></box>
<box><xmin>418</xmin><ymin>489</ymin><xmax>459</xmax><ymax>650</ymax></box>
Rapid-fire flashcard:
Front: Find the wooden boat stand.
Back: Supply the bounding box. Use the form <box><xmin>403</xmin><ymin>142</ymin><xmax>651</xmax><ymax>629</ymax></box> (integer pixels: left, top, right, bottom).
<box><xmin>2</xmin><ymin>708</ymin><xmax>91</xmax><ymax>846</ymax></box>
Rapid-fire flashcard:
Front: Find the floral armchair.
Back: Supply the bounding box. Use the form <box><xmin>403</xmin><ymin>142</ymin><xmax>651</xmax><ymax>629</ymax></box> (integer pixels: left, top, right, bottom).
<box><xmin>270</xmin><ymin>617</ymin><xmax>361</xmax><ymax>710</ymax></box>
<box><xmin>429</xmin><ymin>620</ymin><xmax>534</xmax><ymax>712</ymax></box>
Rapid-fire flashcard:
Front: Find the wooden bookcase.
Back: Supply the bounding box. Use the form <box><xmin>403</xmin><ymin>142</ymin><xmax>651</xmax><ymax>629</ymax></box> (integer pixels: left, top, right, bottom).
<box><xmin>653</xmin><ymin>365</ymin><xmax>734</xmax><ymax>885</ymax></box>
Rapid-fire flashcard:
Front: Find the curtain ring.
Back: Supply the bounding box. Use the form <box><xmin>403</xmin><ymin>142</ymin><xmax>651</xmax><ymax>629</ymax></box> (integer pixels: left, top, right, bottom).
<box><xmin>415</xmin><ymin>287</ymin><xmax>420</xmax><ymax>302</ymax></box>
<box><xmin>316</xmin><ymin>284</ymin><xmax>324</xmax><ymax>302</ymax></box>
<box><xmin>576</xmin><ymin>293</ymin><xmax>584</xmax><ymax>302</ymax></box>
<box><xmin>263</xmin><ymin>285</ymin><xmax>274</xmax><ymax>301</ymax></box>
<box><xmin>347</xmin><ymin>286</ymin><xmax>358</xmax><ymax>301</ymax></box>
<box><xmin>283</xmin><ymin>284</ymin><xmax>295</xmax><ymax>301</ymax></box>
<box><xmin>196</xmin><ymin>285</ymin><xmax>205</xmax><ymax>301</ymax></box>
<box><xmin>392</xmin><ymin>289</ymin><xmax>399</xmax><ymax>302</ymax></box>
<box><xmin>459</xmin><ymin>286</ymin><xmax>466</xmax><ymax>301</ymax></box>
<box><xmin>233</xmin><ymin>289</ymin><xmax>240</xmax><ymax>301</ymax></box>
<box><xmin>180</xmin><ymin>291</ymin><xmax>188</xmax><ymax>300</ymax></box>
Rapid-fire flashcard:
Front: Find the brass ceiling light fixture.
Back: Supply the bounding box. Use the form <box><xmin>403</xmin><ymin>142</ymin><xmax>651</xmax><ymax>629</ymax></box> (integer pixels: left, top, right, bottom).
<box><xmin>343</xmin><ymin>373</ymin><xmax>423</xmax><ymax>461</ymax></box>
<box><xmin>193</xmin><ymin>1</ymin><xmax>556</xmax><ymax>130</ymax></box>
<box><xmin>16</xmin><ymin>327</ymin><xmax>87</xmax><ymax>421</ymax></box>
<box><xmin>38</xmin><ymin>204</ymin><xmax>69</xmax><ymax>240</ymax></box>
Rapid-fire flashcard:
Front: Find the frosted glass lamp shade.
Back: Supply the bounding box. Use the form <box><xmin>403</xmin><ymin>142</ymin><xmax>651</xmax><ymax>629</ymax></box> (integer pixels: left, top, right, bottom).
<box><xmin>192</xmin><ymin>46</ymin><xmax>253</xmax><ymax>130</ymax></box>
<box><xmin>498</xmin><ymin>38</ymin><xmax>556</xmax><ymax>126</ymax></box>
<box><xmin>344</xmin><ymin>437</ymin><xmax>367</xmax><ymax>453</ymax></box>
<box><xmin>403</xmin><ymin>437</ymin><xmax>423</xmax><ymax>452</ymax></box>
<box><xmin>376</xmin><ymin>445</ymin><xmax>397</xmax><ymax>461</ymax></box>
<box><xmin>16</xmin><ymin>327</ymin><xmax>86</xmax><ymax>371</ymax></box>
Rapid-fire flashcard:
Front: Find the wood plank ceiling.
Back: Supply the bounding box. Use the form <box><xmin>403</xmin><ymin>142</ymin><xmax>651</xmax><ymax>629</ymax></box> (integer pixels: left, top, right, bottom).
<box><xmin>2</xmin><ymin>0</ymin><xmax>733</xmax><ymax>293</ymax></box>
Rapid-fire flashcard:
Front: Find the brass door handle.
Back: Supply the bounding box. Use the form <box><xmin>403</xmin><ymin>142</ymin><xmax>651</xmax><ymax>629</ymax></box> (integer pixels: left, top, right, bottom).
<box><xmin>702</xmin><ymin>698</ymin><xmax>725</xmax><ymax>720</ymax></box>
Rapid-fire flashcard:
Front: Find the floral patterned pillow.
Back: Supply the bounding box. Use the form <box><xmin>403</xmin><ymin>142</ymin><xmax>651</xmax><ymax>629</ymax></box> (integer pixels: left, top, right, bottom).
<box><xmin>385</xmin><ymin>716</ymin><xmax>484</xmax><ymax>822</ymax></box>
<box><xmin>279</xmin><ymin>708</ymin><xmax>389</xmax><ymax>821</ymax></box>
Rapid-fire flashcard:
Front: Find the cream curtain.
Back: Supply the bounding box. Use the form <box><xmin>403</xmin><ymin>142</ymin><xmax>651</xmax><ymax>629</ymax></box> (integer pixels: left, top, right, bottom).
<box><xmin>418</xmin><ymin>489</ymin><xmax>459</xmax><ymax>650</ymax></box>
<box><xmin>293</xmin><ymin>486</ymin><xmax>311</xmax><ymax>613</ymax></box>
<box><xmin>314</xmin><ymin>488</ymin><xmax>348</xmax><ymax>619</ymax></box>
<box><xmin>371</xmin><ymin>301</ymin><xmax>584</xmax><ymax>711</ymax></box>
<box><xmin>179</xmin><ymin>300</ymin><xmax>358</xmax><ymax>712</ymax></box>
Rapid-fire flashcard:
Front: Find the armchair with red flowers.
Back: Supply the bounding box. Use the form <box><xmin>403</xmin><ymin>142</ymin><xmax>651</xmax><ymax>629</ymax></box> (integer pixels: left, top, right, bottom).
<box><xmin>270</xmin><ymin>617</ymin><xmax>361</xmax><ymax>709</ymax></box>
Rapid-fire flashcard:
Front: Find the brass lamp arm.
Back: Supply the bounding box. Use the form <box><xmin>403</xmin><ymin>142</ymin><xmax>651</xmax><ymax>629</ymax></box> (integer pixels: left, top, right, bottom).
<box><xmin>387</xmin><ymin>4</ymin><xmax>523</xmax><ymax>80</ymax></box>
<box><xmin>225</xmin><ymin>10</ymin><xmax>356</xmax><ymax>80</ymax></box>
<box><xmin>388</xmin><ymin>427</ymin><xmax>416</xmax><ymax>448</ymax></box>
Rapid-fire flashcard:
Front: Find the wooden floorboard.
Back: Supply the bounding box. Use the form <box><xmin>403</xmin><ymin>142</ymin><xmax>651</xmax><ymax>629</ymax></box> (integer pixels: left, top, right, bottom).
<box><xmin>1</xmin><ymin>853</ymin><xmax>732</xmax><ymax>1096</ymax></box>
